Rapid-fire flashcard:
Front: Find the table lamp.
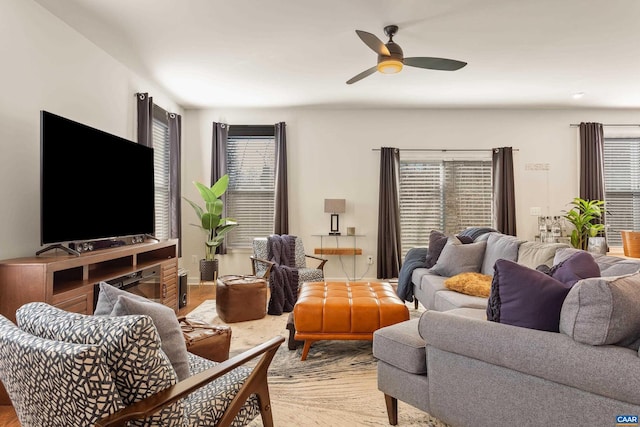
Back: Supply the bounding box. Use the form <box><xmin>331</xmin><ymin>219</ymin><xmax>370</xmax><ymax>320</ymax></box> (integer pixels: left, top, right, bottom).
<box><xmin>324</xmin><ymin>199</ymin><xmax>346</xmax><ymax>235</ymax></box>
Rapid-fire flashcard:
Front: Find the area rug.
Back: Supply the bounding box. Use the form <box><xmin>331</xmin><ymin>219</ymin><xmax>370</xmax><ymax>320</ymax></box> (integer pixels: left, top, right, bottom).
<box><xmin>187</xmin><ymin>300</ymin><xmax>449</xmax><ymax>427</ymax></box>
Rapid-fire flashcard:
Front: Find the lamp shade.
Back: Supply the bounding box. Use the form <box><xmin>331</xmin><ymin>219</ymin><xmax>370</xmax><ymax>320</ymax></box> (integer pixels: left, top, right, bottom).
<box><xmin>324</xmin><ymin>199</ymin><xmax>346</xmax><ymax>214</ymax></box>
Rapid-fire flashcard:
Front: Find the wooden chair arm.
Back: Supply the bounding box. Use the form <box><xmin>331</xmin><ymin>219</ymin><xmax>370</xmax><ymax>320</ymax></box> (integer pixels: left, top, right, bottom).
<box><xmin>250</xmin><ymin>256</ymin><xmax>275</xmax><ymax>281</ymax></box>
<box><xmin>305</xmin><ymin>254</ymin><xmax>328</xmax><ymax>271</ymax></box>
<box><xmin>95</xmin><ymin>336</ymin><xmax>285</xmax><ymax>427</ymax></box>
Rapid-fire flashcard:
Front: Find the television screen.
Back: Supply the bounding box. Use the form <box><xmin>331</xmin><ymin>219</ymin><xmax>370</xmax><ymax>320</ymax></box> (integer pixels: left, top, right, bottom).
<box><xmin>40</xmin><ymin>111</ymin><xmax>155</xmax><ymax>245</ymax></box>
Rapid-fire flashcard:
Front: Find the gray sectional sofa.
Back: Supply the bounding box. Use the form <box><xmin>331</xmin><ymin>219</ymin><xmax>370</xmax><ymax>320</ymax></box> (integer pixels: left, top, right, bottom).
<box><xmin>375</xmin><ymin>231</ymin><xmax>640</xmax><ymax>426</ymax></box>
<box><xmin>409</xmin><ymin>231</ymin><xmax>571</xmax><ymax>311</ymax></box>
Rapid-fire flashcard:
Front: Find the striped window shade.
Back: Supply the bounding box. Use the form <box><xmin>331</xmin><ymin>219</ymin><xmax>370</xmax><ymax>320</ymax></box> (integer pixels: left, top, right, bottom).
<box><xmin>225</xmin><ymin>129</ymin><xmax>276</xmax><ymax>248</ymax></box>
<box><xmin>399</xmin><ymin>153</ymin><xmax>492</xmax><ymax>257</ymax></box>
<box><xmin>604</xmin><ymin>137</ymin><xmax>640</xmax><ymax>247</ymax></box>
<box><xmin>152</xmin><ymin>114</ymin><xmax>170</xmax><ymax>240</ymax></box>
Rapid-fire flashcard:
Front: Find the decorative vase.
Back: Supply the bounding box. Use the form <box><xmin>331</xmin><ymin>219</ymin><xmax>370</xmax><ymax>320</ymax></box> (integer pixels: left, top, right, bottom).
<box><xmin>587</xmin><ymin>237</ymin><xmax>607</xmax><ymax>255</ymax></box>
<box><xmin>199</xmin><ymin>259</ymin><xmax>218</xmax><ymax>282</ymax></box>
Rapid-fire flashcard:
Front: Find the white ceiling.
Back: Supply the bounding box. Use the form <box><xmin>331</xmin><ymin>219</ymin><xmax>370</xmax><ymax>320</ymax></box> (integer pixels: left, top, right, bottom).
<box><xmin>34</xmin><ymin>0</ymin><xmax>640</xmax><ymax>109</ymax></box>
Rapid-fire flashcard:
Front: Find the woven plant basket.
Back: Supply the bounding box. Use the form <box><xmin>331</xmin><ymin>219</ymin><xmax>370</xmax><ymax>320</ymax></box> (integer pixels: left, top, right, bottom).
<box><xmin>621</xmin><ymin>230</ymin><xmax>640</xmax><ymax>257</ymax></box>
<box><xmin>199</xmin><ymin>259</ymin><xmax>219</xmax><ymax>282</ymax></box>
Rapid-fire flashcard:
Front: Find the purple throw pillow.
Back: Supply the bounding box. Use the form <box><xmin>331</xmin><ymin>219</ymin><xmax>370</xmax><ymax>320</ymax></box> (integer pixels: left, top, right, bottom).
<box><xmin>487</xmin><ymin>259</ymin><xmax>572</xmax><ymax>332</ymax></box>
<box><xmin>457</xmin><ymin>235</ymin><xmax>474</xmax><ymax>244</ymax></box>
<box><xmin>425</xmin><ymin>230</ymin><xmax>447</xmax><ymax>268</ymax></box>
<box><xmin>549</xmin><ymin>251</ymin><xmax>600</xmax><ymax>287</ymax></box>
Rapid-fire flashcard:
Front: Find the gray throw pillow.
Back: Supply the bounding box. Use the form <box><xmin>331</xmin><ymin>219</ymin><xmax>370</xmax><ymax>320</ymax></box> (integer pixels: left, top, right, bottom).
<box><xmin>481</xmin><ymin>232</ymin><xmax>521</xmax><ymax>276</ymax></box>
<box><xmin>431</xmin><ymin>238</ymin><xmax>486</xmax><ymax>277</ymax></box>
<box><xmin>111</xmin><ymin>294</ymin><xmax>190</xmax><ymax>381</ymax></box>
<box><xmin>559</xmin><ymin>272</ymin><xmax>640</xmax><ymax>348</ymax></box>
<box><xmin>94</xmin><ymin>281</ymin><xmax>150</xmax><ymax>315</ymax></box>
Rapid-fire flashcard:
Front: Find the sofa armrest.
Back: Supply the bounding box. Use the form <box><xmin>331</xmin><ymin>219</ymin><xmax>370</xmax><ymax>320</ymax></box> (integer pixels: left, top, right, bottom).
<box><xmin>419</xmin><ymin>310</ymin><xmax>640</xmax><ymax>405</ymax></box>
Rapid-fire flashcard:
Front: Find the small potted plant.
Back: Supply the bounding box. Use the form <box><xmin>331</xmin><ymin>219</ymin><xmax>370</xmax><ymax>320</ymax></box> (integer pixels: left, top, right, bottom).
<box><xmin>184</xmin><ymin>175</ymin><xmax>238</xmax><ymax>281</ymax></box>
<box><xmin>563</xmin><ymin>197</ymin><xmax>606</xmax><ymax>252</ymax></box>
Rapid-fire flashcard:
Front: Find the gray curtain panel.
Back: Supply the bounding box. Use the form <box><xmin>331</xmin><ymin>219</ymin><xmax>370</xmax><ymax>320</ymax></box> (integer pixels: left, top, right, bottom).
<box><xmin>212</xmin><ymin>122</ymin><xmax>229</xmax><ymax>254</ymax></box>
<box><xmin>492</xmin><ymin>147</ymin><xmax>517</xmax><ymax>236</ymax></box>
<box><xmin>377</xmin><ymin>147</ymin><xmax>402</xmax><ymax>279</ymax></box>
<box><xmin>274</xmin><ymin>122</ymin><xmax>289</xmax><ymax>234</ymax></box>
<box><xmin>136</xmin><ymin>92</ymin><xmax>153</xmax><ymax>148</ymax></box>
<box><xmin>167</xmin><ymin>113</ymin><xmax>182</xmax><ymax>255</ymax></box>
<box><xmin>579</xmin><ymin>122</ymin><xmax>605</xmax><ymax>201</ymax></box>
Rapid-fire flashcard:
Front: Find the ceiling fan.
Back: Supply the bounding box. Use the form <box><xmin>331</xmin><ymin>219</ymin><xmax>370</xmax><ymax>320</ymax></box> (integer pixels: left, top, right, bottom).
<box><xmin>346</xmin><ymin>25</ymin><xmax>467</xmax><ymax>85</ymax></box>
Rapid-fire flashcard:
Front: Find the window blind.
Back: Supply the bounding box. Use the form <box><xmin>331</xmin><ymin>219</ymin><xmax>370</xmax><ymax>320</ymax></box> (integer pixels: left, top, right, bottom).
<box><xmin>399</xmin><ymin>158</ymin><xmax>492</xmax><ymax>257</ymax></box>
<box><xmin>604</xmin><ymin>137</ymin><xmax>640</xmax><ymax>247</ymax></box>
<box><xmin>225</xmin><ymin>134</ymin><xmax>275</xmax><ymax>248</ymax></box>
<box><xmin>152</xmin><ymin>115</ymin><xmax>170</xmax><ymax>240</ymax></box>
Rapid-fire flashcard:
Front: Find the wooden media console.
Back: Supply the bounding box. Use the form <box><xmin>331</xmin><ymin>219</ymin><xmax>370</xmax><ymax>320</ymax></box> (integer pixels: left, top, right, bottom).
<box><xmin>0</xmin><ymin>239</ymin><xmax>179</xmax><ymax>323</ymax></box>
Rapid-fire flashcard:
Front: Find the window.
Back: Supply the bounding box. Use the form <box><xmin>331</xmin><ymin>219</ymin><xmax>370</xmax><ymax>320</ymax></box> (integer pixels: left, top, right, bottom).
<box><xmin>603</xmin><ymin>137</ymin><xmax>640</xmax><ymax>247</ymax></box>
<box><xmin>152</xmin><ymin>105</ymin><xmax>170</xmax><ymax>240</ymax></box>
<box><xmin>399</xmin><ymin>154</ymin><xmax>493</xmax><ymax>256</ymax></box>
<box><xmin>225</xmin><ymin>125</ymin><xmax>276</xmax><ymax>248</ymax></box>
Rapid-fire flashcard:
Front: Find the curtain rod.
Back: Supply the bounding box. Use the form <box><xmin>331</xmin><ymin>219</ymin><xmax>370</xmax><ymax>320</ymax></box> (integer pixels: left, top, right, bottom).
<box><xmin>371</xmin><ymin>148</ymin><xmax>519</xmax><ymax>152</ymax></box>
<box><xmin>570</xmin><ymin>123</ymin><xmax>640</xmax><ymax>127</ymax></box>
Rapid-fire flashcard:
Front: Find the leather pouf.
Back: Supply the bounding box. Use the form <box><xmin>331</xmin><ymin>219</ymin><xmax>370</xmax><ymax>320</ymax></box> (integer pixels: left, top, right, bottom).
<box><xmin>216</xmin><ymin>275</ymin><xmax>267</xmax><ymax>323</ymax></box>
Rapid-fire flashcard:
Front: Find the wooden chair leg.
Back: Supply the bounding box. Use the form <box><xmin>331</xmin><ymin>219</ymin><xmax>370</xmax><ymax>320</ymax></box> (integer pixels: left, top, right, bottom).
<box><xmin>384</xmin><ymin>393</ymin><xmax>398</xmax><ymax>425</ymax></box>
<box><xmin>255</xmin><ymin>378</ymin><xmax>274</xmax><ymax>427</ymax></box>
<box><xmin>300</xmin><ymin>340</ymin><xmax>313</xmax><ymax>361</ymax></box>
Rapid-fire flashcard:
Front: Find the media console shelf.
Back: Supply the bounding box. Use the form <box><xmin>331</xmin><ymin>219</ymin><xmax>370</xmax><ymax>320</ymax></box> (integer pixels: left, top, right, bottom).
<box><xmin>0</xmin><ymin>239</ymin><xmax>179</xmax><ymax>323</ymax></box>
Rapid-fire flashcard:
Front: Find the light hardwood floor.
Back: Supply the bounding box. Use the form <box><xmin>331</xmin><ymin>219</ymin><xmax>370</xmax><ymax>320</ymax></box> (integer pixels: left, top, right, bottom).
<box><xmin>0</xmin><ymin>284</ymin><xmax>217</xmax><ymax>426</ymax></box>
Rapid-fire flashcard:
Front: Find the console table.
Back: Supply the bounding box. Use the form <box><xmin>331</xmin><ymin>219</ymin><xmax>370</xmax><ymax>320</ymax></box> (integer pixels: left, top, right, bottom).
<box><xmin>0</xmin><ymin>239</ymin><xmax>179</xmax><ymax>323</ymax></box>
<box><xmin>313</xmin><ymin>234</ymin><xmax>364</xmax><ymax>280</ymax></box>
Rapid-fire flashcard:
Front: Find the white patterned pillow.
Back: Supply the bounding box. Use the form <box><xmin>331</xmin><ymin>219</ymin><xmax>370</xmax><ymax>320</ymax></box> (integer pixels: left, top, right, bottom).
<box><xmin>16</xmin><ymin>303</ymin><xmax>185</xmax><ymax>427</ymax></box>
<box><xmin>94</xmin><ymin>282</ymin><xmax>190</xmax><ymax>381</ymax></box>
<box><xmin>0</xmin><ymin>315</ymin><xmax>124</xmax><ymax>426</ymax></box>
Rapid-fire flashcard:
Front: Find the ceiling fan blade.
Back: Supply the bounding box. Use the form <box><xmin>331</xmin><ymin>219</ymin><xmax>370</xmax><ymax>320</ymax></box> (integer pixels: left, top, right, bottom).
<box><xmin>346</xmin><ymin>66</ymin><xmax>378</xmax><ymax>85</ymax></box>
<box><xmin>404</xmin><ymin>57</ymin><xmax>467</xmax><ymax>71</ymax></box>
<box><xmin>355</xmin><ymin>30</ymin><xmax>390</xmax><ymax>56</ymax></box>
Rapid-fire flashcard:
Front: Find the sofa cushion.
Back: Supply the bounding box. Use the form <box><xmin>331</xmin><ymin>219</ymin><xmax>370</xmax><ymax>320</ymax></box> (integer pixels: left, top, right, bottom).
<box><xmin>425</xmin><ymin>230</ymin><xmax>448</xmax><ymax>268</ymax></box>
<box><xmin>434</xmin><ymin>291</ymin><xmax>488</xmax><ymax>312</ymax></box>
<box><xmin>517</xmin><ymin>241</ymin><xmax>569</xmax><ymax>269</ymax></box>
<box><xmin>481</xmin><ymin>232</ymin><xmax>521</xmax><ymax>276</ymax></box>
<box><xmin>0</xmin><ymin>315</ymin><xmax>125</xmax><ymax>426</ymax></box>
<box><xmin>560</xmin><ymin>272</ymin><xmax>640</xmax><ymax>348</ymax></box>
<box><xmin>16</xmin><ymin>302</ymin><xmax>183</xmax><ymax>427</ymax></box>
<box><xmin>487</xmin><ymin>259</ymin><xmax>572</xmax><ymax>332</ymax></box>
<box><xmin>373</xmin><ymin>319</ymin><xmax>426</xmax><ymax>375</ymax></box>
<box><xmin>431</xmin><ymin>239</ymin><xmax>487</xmax><ymax>277</ymax></box>
<box><xmin>414</xmin><ymin>271</ymin><xmax>449</xmax><ymax>310</ymax></box>
<box><xmin>444</xmin><ymin>272</ymin><xmax>492</xmax><ymax>297</ymax></box>
<box><xmin>95</xmin><ymin>282</ymin><xmax>190</xmax><ymax>381</ymax></box>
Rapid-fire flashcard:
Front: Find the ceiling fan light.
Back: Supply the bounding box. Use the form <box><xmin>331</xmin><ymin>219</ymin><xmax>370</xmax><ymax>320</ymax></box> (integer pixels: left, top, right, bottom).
<box><xmin>377</xmin><ymin>59</ymin><xmax>403</xmax><ymax>74</ymax></box>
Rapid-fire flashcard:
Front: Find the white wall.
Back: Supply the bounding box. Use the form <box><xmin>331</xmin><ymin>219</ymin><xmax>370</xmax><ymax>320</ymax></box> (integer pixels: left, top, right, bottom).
<box><xmin>4</xmin><ymin>0</ymin><xmax>640</xmax><ymax>285</ymax></box>
<box><xmin>182</xmin><ymin>107</ymin><xmax>640</xmax><ymax>283</ymax></box>
<box><xmin>0</xmin><ymin>0</ymin><xmax>182</xmax><ymax>260</ymax></box>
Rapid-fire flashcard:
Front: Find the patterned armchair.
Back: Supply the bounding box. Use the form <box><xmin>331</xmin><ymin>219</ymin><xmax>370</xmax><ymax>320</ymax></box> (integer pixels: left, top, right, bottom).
<box><xmin>0</xmin><ymin>302</ymin><xmax>283</xmax><ymax>427</ymax></box>
<box><xmin>251</xmin><ymin>235</ymin><xmax>327</xmax><ymax>286</ymax></box>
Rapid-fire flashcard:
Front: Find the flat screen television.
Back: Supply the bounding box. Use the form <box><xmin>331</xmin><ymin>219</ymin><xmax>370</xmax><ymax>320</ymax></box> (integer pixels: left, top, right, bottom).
<box><xmin>40</xmin><ymin>111</ymin><xmax>155</xmax><ymax>247</ymax></box>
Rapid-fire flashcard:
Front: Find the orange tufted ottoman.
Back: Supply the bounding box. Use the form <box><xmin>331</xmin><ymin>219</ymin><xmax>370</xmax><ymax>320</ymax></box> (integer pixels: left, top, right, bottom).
<box><xmin>293</xmin><ymin>281</ymin><xmax>409</xmax><ymax>360</ymax></box>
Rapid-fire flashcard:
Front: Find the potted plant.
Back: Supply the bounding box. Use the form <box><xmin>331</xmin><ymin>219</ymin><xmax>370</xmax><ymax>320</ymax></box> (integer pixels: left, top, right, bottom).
<box><xmin>184</xmin><ymin>174</ymin><xmax>238</xmax><ymax>281</ymax></box>
<box><xmin>563</xmin><ymin>197</ymin><xmax>606</xmax><ymax>251</ymax></box>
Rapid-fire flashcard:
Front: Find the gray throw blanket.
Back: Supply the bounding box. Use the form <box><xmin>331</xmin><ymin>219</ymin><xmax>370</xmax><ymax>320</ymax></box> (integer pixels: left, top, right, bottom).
<box><xmin>396</xmin><ymin>247</ymin><xmax>429</xmax><ymax>302</ymax></box>
<box><xmin>267</xmin><ymin>234</ymin><xmax>299</xmax><ymax>315</ymax></box>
